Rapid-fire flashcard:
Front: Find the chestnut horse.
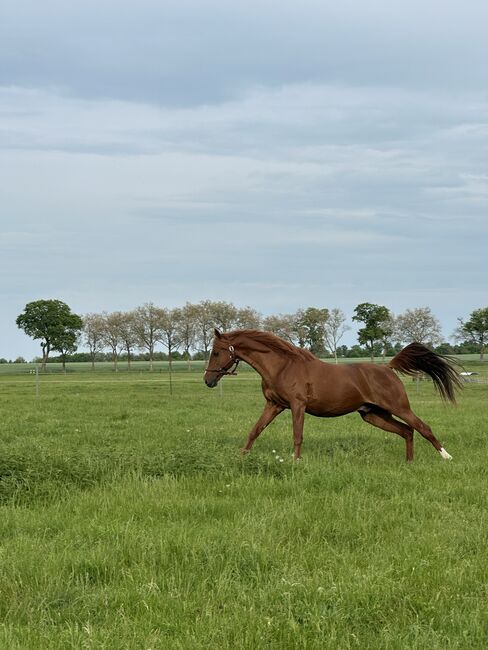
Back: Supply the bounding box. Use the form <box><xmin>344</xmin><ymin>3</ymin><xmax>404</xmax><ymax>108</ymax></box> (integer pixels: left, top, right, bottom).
<box><xmin>204</xmin><ymin>329</ymin><xmax>462</xmax><ymax>462</ymax></box>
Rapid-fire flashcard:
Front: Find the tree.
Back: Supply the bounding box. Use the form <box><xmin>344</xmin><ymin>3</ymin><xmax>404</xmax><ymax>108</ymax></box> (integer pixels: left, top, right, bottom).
<box><xmin>454</xmin><ymin>307</ymin><xmax>488</xmax><ymax>360</ymax></box>
<box><xmin>379</xmin><ymin>313</ymin><xmax>396</xmax><ymax>362</ymax></box>
<box><xmin>159</xmin><ymin>308</ymin><xmax>184</xmax><ymax>393</ymax></box>
<box><xmin>194</xmin><ymin>300</ymin><xmax>216</xmax><ymax>360</ymax></box>
<box><xmin>295</xmin><ymin>307</ymin><xmax>329</xmax><ymax>356</ymax></box>
<box><xmin>323</xmin><ymin>308</ymin><xmax>350</xmax><ymax>363</ymax></box>
<box><xmin>57</xmin><ymin>329</ymin><xmax>80</xmax><ymax>371</ymax></box>
<box><xmin>352</xmin><ymin>302</ymin><xmax>391</xmax><ymax>362</ymax></box>
<box><xmin>262</xmin><ymin>313</ymin><xmax>299</xmax><ymax>344</ymax></box>
<box><xmin>210</xmin><ymin>301</ymin><xmax>238</xmax><ymax>331</ymax></box>
<box><xmin>236</xmin><ymin>306</ymin><xmax>262</xmax><ymax>329</ymax></box>
<box><xmin>394</xmin><ymin>307</ymin><xmax>443</xmax><ymax>347</ymax></box>
<box><xmin>178</xmin><ymin>303</ymin><xmax>199</xmax><ymax>370</ymax></box>
<box><xmin>118</xmin><ymin>311</ymin><xmax>138</xmax><ymax>370</ymax></box>
<box><xmin>133</xmin><ymin>303</ymin><xmax>163</xmax><ymax>370</ymax></box>
<box><xmin>16</xmin><ymin>299</ymin><xmax>83</xmax><ymax>370</ymax></box>
<box><xmin>83</xmin><ymin>313</ymin><xmax>106</xmax><ymax>369</ymax></box>
<box><xmin>101</xmin><ymin>311</ymin><xmax>125</xmax><ymax>371</ymax></box>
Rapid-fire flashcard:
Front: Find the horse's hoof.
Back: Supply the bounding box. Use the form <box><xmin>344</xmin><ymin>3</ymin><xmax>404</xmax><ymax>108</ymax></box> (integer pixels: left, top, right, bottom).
<box><xmin>240</xmin><ymin>448</ymin><xmax>250</xmax><ymax>455</ymax></box>
<box><xmin>439</xmin><ymin>447</ymin><xmax>452</xmax><ymax>460</ymax></box>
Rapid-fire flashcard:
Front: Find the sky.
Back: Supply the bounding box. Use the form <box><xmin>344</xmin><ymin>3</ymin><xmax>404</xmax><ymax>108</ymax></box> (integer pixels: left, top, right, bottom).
<box><xmin>1</xmin><ymin>0</ymin><xmax>487</xmax><ymax>359</ymax></box>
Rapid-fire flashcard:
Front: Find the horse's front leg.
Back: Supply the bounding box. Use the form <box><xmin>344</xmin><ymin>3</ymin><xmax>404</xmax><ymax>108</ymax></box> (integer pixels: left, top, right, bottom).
<box><xmin>241</xmin><ymin>401</ymin><xmax>284</xmax><ymax>454</ymax></box>
<box><xmin>291</xmin><ymin>401</ymin><xmax>306</xmax><ymax>460</ymax></box>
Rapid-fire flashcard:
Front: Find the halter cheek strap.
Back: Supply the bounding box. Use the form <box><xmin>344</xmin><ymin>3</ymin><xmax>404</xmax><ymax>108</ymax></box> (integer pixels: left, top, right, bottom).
<box><xmin>206</xmin><ymin>345</ymin><xmax>240</xmax><ymax>376</ymax></box>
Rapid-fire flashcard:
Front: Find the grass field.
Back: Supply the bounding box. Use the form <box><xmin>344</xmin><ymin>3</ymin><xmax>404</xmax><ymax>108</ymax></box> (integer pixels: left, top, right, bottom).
<box><xmin>1</xmin><ymin>358</ymin><xmax>487</xmax><ymax>648</ymax></box>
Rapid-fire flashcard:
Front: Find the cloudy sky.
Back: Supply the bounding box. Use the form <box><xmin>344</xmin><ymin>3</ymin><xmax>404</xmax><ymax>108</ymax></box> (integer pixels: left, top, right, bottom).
<box><xmin>1</xmin><ymin>0</ymin><xmax>487</xmax><ymax>359</ymax></box>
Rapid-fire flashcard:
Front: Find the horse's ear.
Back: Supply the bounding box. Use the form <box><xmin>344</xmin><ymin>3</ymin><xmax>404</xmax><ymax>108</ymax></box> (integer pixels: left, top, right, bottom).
<box><xmin>214</xmin><ymin>328</ymin><xmax>222</xmax><ymax>339</ymax></box>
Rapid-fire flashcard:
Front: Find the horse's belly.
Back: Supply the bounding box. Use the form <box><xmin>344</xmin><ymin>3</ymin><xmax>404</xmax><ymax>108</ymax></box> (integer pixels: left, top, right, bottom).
<box><xmin>305</xmin><ymin>386</ymin><xmax>364</xmax><ymax>417</ymax></box>
<box><xmin>306</xmin><ymin>404</ymin><xmax>357</xmax><ymax>417</ymax></box>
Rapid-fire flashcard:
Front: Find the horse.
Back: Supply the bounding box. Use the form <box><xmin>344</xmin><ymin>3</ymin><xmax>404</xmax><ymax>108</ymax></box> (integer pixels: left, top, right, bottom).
<box><xmin>204</xmin><ymin>328</ymin><xmax>462</xmax><ymax>462</ymax></box>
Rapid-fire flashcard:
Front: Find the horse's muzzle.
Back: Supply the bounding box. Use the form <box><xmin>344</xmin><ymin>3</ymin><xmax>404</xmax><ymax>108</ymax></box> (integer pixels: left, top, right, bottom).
<box><xmin>204</xmin><ymin>374</ymin><xmax>219</xmax><ymax>388</ymax></box>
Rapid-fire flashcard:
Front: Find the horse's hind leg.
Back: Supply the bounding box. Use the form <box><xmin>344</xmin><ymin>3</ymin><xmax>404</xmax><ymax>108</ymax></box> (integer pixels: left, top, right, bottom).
<box><xmin>359</xmin><ymin>405</ymin><xmax>414</xmax><ymax>461</ymax></box>
<box><xmin>241</xmin><ymin>401</ymin><xmax>284</xmax><ymax>454</ymax></box>
<box><xmin>291</xmin><ymin>401</ymin><xmax>306</xmax><ymax>461</ymax></box>
<box><xmin>395</xmin><ymin>408</ymin><xmax>452</xmax><ymax>460</ymax></box>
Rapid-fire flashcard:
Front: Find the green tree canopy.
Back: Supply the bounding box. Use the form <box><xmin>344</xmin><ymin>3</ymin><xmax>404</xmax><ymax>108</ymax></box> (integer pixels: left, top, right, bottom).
<box><xmin>455</xmin><ymin>307</ymin><xmax>488</xmax><ymax>360</ymax></box>
<box><xmin>295</xmin><ymin>307</ymin><xmax>329</xmax><ymax>356</ymax></box>
<box><xmin>352</xmin><ymin>302</ymin><xmax>392</xmax><ymax>362</ymax></box>
<box><xmin>16</xmin><ymin>299</ymin><xmax>82</xmax><ymax>369</ymax></box>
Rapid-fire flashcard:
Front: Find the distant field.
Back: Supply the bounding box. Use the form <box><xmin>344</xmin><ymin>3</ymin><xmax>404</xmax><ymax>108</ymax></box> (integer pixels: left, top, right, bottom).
<box><xmin>0</xmin><ymin>359</ymin><xmax>487</xmax><ymax>648</ymax></box>
<box><xmin>1</xmin><ymin>352</ymin><xmax>486</xmax><ymax>375</ymax></box>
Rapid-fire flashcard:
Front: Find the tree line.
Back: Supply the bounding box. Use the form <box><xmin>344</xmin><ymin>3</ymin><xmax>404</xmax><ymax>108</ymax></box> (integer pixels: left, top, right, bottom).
<box><xmin>14</xmin><ymin>299</ymin><xmax>488</xmax><ymax>370</ymax></box>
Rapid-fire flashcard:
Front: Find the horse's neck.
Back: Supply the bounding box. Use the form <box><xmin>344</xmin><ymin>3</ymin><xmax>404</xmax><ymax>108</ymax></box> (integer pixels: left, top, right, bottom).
<box><xmin>232</xmin><ymin>338</ymin><xmax>286</xmax><ymax>383</ymax></box>
<box><xmin>236</xmin><ymin>349</ymin><xmax>279</xmax><ymax>383</ymax></box>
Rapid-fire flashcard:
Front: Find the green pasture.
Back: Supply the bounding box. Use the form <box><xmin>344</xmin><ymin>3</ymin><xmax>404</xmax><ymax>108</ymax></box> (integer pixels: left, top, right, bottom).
<box><xmin>0</xmin><ymin>359</ymin><xmax>487</xmax><ymax>648</ymax></box>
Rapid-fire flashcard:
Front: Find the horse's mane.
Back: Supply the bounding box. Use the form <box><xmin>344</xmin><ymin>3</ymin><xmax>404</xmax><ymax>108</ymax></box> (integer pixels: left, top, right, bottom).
<box><xmin>225</xmin><ymin>329</ymin><xmax>316</xmax><ymax>361</ymax></box>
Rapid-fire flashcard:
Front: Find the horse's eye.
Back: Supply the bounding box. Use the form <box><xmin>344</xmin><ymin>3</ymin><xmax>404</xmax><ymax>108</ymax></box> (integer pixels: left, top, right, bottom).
<box><xmin>212</xmin><ymin>351</ymin><xmax>219</xmax><ymax>357</ymax></box>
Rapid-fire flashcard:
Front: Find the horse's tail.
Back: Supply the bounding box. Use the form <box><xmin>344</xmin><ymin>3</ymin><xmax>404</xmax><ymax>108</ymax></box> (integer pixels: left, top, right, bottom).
<box><xmin>389</xmin><ymin>342</ymin><xmax>463</xmax><ymax>403</ymax></box>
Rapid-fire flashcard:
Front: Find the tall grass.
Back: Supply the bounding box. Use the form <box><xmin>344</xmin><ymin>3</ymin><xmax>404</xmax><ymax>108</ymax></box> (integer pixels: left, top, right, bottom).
<box><xmin>0</xmin><ymin>364</ymin><xmax>487</xmax><ymax>648</ymax></box>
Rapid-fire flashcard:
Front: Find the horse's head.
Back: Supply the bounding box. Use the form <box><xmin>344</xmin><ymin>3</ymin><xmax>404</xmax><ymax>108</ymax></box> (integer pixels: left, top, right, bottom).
<box><xmin>204</xmin><ymin>329</ymin><xmax>238</xmax><ymax>387</ymax></box>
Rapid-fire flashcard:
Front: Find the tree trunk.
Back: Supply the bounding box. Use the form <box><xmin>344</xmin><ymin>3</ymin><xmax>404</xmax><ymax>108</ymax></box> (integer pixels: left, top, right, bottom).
<box><xmin>41</xmin><ymin>342</ymin><xmax>50</xmax><ymax>371</ymax></box>
<box><xmin>168</xmin><ymin>345</ymin><xmax>173</xmax><ymax>395</ymax></box>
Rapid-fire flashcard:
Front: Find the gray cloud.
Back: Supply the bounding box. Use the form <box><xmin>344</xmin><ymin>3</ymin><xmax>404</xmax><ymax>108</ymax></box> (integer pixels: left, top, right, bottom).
<box><xmin>2</xmin><ymin>1</ymin><xmax>488</xmax><ymax>106</ymax></box>
<box><xmin>1</xmin><ymin>1</ymin><xmax>487</xmax><ymax>358</ymax></box>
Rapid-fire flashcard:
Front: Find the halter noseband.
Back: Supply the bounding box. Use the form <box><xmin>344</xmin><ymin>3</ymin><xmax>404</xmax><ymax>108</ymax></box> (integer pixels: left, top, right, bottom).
<box><xmin>206</xmin><ymin>345</ymin><xmax>240</xmax><ymax>376</ymax></box>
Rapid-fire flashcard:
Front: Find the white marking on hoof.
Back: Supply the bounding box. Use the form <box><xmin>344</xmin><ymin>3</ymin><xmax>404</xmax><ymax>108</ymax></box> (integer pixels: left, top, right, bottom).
<box><xmin>439</xmin><ymin>447</ymin><xmax>452</xmax><ymax>460</ymax></box>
